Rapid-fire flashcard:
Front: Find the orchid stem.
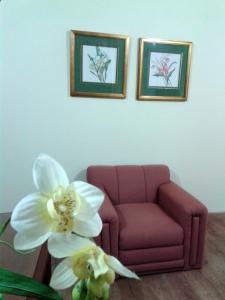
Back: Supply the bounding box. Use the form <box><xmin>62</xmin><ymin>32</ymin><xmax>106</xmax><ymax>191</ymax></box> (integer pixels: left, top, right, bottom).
<box><xmin>0</xmin><ymin>240</ymin><xmax>36</xmax><ymax>255</ymax></box>
<box><xmin>0</xmin><ymin>218</ymin><xmax>11</xmax><ymax>236</ymax></box>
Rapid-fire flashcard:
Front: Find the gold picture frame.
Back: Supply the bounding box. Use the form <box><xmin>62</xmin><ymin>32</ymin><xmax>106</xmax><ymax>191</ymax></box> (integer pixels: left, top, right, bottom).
<box><xmin>70</xmin><ymin>30</ymin><xmax>130</xmax><ymax>99</ymax></box>
<box><xmin>137</xmin><ymin>38</ymin><xmax>192</xmax><ymax>101</ymax></box>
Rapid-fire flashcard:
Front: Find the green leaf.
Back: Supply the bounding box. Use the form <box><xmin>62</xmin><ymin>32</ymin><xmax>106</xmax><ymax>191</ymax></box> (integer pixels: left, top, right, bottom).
<box><xmin>96</xmin><ymin>47</ymin><xmax>101</xmax><ymax>56</ymax></box>
<box><xmin>0</xmin><ymin>218</ymin><xmax>10</xmax><ymax>237</ymax></box>
<box><xmin>168</xmin><ymin>61</ymin><xmax>177</xmax><ymax>70</ymax></box>
<box><xmin>0</xmin><ymin>293</ymin><xmax>5</xmax><ymax>300</ymax></box>
<box><xmin>153</xmin><ymin>73</ymin><xmax>164</xmax><ymax>77</ymax></box>
<box><xmin>167</xmin><ymin>68</ymin><xmax>176</xmax><ymax>80</ymax></box>
<box><xmin>88</xmin><ymin>54</ymin><xmax>94</xmax><ymax>62</ymax></box>
<box><xmin>0</xmin><ymin>268</ymin><xmax>62</xmax><ymax>300</ymax></box>
<box><xmin>104</xmin><ymin>60</ymin><xmax>111</xmax><ymax>80</ymax></box>
<box><xmin>90</xmin><ymin>70</ymin><xmax>98</xmax><ymax>77</ymax></box>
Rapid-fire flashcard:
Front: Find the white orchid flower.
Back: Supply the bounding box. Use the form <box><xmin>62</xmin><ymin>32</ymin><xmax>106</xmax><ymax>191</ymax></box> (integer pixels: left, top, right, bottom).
<box><xmin>10</xmin><ymin>154</ymin><xmax>104</xmax><ymax>252</ymax></box>
<box><xmin>50</xmin><ymin>236</ymin><xmax>139</xmax><ymax>290</ymax></box>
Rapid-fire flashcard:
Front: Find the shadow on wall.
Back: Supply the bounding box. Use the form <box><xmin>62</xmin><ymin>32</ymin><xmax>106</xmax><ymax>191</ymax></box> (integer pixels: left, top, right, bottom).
<box><xmin>170</xmin><ymin>168</ymin><xmax>182</xmax><ymax>186</ymax></box>
<box><xmin>66</xmin><ymin>31</ymin><xmax>70</xmax><ymax>98</ymax></box>
<box><xmin>73</xmin><ymin>169</ymin><xmax>87</xmax><ymax>182</ymax></box>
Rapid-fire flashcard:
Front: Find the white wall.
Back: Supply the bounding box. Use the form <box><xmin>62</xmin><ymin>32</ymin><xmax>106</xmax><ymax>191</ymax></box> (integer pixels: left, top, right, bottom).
<box><xmin>1</xmin><ymin>0</ymin><xmax>225</xmax><ymax>213</ymax></box>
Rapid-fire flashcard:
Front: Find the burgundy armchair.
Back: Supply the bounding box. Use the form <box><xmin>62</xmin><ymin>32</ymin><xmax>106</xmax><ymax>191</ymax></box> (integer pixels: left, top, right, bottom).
<box><xmin>87</xmin><ymin>165</ymin><xmax>208</xmax><ymax>275</ymax></box>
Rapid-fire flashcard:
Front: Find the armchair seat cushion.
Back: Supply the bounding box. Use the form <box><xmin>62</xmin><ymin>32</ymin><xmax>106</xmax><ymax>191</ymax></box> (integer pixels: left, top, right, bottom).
<box><xmin>116</xmin><ymin>203</ymin><xmax>183</xmax><ymax>250</ymax></box>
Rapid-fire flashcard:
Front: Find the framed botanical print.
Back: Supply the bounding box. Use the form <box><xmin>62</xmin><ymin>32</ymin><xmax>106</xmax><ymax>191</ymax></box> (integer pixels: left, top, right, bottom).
<box><xmin>137</xmin><ymin>38</ymin><xmax>192</xmax><ymax>101</ymax></box>
<box><xmin>70</xmin><ymin>30</ymin><xmax>129</xmax><ymax>99</ymax></box>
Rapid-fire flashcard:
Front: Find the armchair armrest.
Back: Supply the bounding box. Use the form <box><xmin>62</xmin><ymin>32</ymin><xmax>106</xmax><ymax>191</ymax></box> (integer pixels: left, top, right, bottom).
<box><xmin>158</xmin><ymin>182</ymin><xmax>208</xmax><ymax>269</ymax></box>
<box><xmin>99</xmin><ymin>193</ymin><xmax>118</xmax><ymax>223</ymax></box>
<box><xmin>95</xmin><ymin>193</ymin><xmax>119</xmax><ymax>258</ymax></box>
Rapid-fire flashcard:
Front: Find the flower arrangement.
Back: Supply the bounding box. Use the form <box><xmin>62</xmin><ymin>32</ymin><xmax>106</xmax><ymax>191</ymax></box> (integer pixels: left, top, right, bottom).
<box><xmin>0</xmin><ymin>154</ymin><xmax>139</xmax><ymax>300</ymax></box>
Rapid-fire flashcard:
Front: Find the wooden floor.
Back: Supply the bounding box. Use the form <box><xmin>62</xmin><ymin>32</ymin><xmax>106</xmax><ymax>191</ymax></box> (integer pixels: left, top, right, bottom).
<box><xmin>109</xmin><ymin>213</ymin><xmax>225</xmax><ymax>300</ymax></box>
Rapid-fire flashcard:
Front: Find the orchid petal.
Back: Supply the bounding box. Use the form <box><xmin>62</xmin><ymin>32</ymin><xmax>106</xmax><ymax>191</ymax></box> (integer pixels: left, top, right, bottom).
<box><xmin>33</xmin><ymin>154</ymin><xmax>69</xmax><ymax>194</ymax></box>
<box><xmin>50</xmin><ymin>258</ymin><xmax>77</xmax><ymax>290</ymax></box>
<box><xmin>14</xmin><ymin>231</ymin><xmax>51</xmax><ymax>250</ymax></box>
<box><xmin>73</xmin><ymin>213</ymin><xmax>102</xmax><ymax>237</ymax></box>
<box><xmin>71</xmin><ymin>181</ymin><xmax>104</xmax><ymax>213</ymax></box>
<box><xmin>75</xmin><ymin>197</ymin><xmax>96</xmax><ymax>221</ymax></box>
<box><xmin>48</xmin><ymin>233</ymin><xmax>94</xmax><ymax>258</ymax></box>
<box><xmin>107</xmin><ymin>256</ymin><xmax>140</xmax><ymax>280</ymax></box>
<box><xmin>11</xmin><ymin>192</ymin><xmax>51</xmax><ymax>235</ymax></box>
<box><xmin>88</xmin><ymin>249</ymin><xmax>109</xmax><ymax>279</ymax></box>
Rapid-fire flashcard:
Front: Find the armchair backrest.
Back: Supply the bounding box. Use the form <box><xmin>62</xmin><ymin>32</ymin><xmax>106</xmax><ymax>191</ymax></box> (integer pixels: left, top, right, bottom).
<box><xmin>87</xmin><ymin>165</ymin><xmax>170</xmax><ymax>205</ymax></box>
